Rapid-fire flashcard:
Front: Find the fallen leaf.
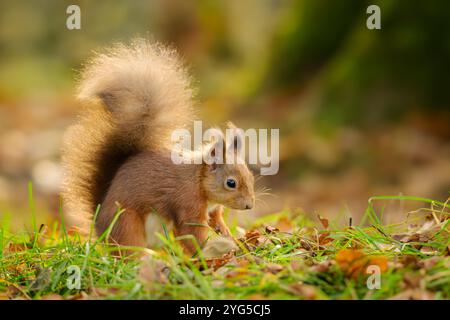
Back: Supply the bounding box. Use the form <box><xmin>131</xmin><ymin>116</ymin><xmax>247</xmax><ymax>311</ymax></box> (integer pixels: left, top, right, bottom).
<box><xmin>317</xmin><ymin>215</ymin><xmax>329</xmax><ymax>229</ymax></box>
<box><xmin>243</xmin><ymin>229</ymin><xmax>261</xmax><ymax>247</ymax></box>
<box><xmin>392</xmin><ymin>233</ymin><xmax>420</xmax><ymax>243</ymax></box>
<box><xmin>240</xmin><ymin>229</ymin><xmax>270</xmax><ymax>249</ymax></box>
<box><xmin>263</xmin><ymin>263</ymin><xmax>283</xmax><ymax>274</ymax></box>
<box><xmin>420</xmin><ymin>246</ymin><xmax>438</xmax><ymax>255</ymax></box>
<box><xmin>204</xmin><ymin>251</ymin><xmax>235</xmax><ymax>271</ymax></box>
<box><xmin>216</xmin><ymin>257</ymin><xmax>253</xmax><ymax>279</ymax></box>
<box><xmin>318</xmin><ymin>231</ymin><xmax>332</xmax><ymax>245</ymax></box>
<box><xmin>335</xmin><ymin>249</ymin><xmax>387</xmax><ymax>279</ymax></box>
<box><xmin>265</xmin><ymin>225</ymin><xmax>279</xmax><ymax>234</ymax></box>
<box><xmin>298</xmin><ymin>239</ymin><xmax>314</xmax><ymax>251</ymax></box>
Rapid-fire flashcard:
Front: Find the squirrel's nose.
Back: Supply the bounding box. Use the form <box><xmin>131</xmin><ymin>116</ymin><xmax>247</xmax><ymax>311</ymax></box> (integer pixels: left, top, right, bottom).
<box><xmin>245</xmin><ymin>203</ymin><xmax>253</xmax><ymax>210</ymax></box>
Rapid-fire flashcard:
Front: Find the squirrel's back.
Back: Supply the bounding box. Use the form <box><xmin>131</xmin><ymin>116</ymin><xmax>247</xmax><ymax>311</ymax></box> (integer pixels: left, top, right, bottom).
<box><xmin>62</xmin><ymin>38</ymin><xmax>195</xmax><ymax>233</ymax></box>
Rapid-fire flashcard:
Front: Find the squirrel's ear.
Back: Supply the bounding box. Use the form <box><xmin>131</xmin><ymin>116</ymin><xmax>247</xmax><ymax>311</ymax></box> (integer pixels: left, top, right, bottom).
<box><xmin>204</xmin><ymin>137</ymin><xmax>226</xmax><ymax>170</ymax></box>
<box><xmin>226</xmin><ymin>122</ymin><xmax>243</xmax><ymax>153</ymax></box>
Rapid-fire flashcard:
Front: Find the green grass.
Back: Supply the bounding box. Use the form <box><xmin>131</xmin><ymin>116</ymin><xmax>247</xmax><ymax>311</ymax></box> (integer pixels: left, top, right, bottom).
<box><xmin>0</xmin><ymin>195</ymin><xmax>449</xmax><ymax>300</ymax></box>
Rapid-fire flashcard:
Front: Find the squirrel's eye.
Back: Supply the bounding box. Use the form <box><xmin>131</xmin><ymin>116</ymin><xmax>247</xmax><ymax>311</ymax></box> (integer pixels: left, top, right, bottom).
<box><xmin>225</xmin><ymin>178</ymin><xmax>237</xmax><ymax>189</ymax></box>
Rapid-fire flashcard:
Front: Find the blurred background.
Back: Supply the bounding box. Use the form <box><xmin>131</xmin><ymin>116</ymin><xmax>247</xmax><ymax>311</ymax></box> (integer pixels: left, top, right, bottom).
<box><xmin>0</xmin><ymin>0</ymin><xmax>449</xmax><ymax>231</ymax></box>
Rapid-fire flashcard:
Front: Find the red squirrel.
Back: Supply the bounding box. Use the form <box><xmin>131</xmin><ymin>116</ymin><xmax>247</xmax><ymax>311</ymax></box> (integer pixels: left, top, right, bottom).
<box><xmin>61</xmin><ymin>39</ymin><xmax>255</xmax><ymax>254</ymax></box>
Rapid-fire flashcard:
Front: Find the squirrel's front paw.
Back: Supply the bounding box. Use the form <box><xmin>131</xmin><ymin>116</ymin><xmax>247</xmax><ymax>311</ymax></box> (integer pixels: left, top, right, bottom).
<box><xmin>215</xmin><ymin>223</ymin><xmax>231</xmax><ymax>237</ymax></box>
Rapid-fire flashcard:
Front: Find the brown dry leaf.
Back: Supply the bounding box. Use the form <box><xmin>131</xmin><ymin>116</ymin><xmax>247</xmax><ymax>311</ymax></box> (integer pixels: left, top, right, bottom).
<box><xmin>241</xmin><ymin>229</ymin><xmax>270</xmax><ymax>249</ymax></box>
<box><xmin>335</xmin><ymin>249</ymin><xmax>387</xmax><ymax>279</ymax></box>
<box><xmin>243</xmin><ymin>229</ymin><xmax>261</xmax><ymax>246</ymax></box>
<box><xmin>217</xmin><ymin>257</ymin><xmax>253</xmax><ymax>279</ymax></box>
<box><xmin>285</xmin><ymin>283</ymin><xmax>318</xmax><ymax>299</ymax></box>
<box><xmin>265</xmin><ymin>225</ymin><xmax>279</xmax><ymax>234</ymax></box>
<box><xmin>392</xmin><ymin>233</ymin><xmax>420</xmax><ymax>243</ymax></box>
<box><xmin>204</xmin><ymin>251</ymin><xmax>235</xmax><ymax>271</ymax></box>
<box><xmin>263</xmin><ymin>263</ymin><xmax>284</xmax><ymax>274</ymax></box>
<box><xmin>317</xmin><ymin>215</ymin><xmax>329</xmax><ymax>229</ymax></box>
<box><xmin>420</xmin><ymin>246</ymin><xmax>438</xmax><ymax>255</ymax></box>
<box><xmin>318</xmin><ymin>231</ymin><xmax>332</xmax><ymax>245</ymax></box>
<box><xmin>394</xmin><ymin>219</ymin><xmax>439</xmax><ymax>244</ymax></box>
<box><xmin>298</xmin><ymin>238</ymin><xmax>314</xmax><ymax>251</ymax></box>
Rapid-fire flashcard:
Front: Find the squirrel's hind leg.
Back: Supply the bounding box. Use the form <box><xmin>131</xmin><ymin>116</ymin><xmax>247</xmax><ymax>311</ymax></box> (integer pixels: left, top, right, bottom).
<box><xmin>97</xmin><ymin>207</ymin><xmax>147</xmax><ymax>255</ymax></box>
<box><xmin>174</xmin><ymin>212</ymin><xmax>209</xmax><ymax>255</ymax></box>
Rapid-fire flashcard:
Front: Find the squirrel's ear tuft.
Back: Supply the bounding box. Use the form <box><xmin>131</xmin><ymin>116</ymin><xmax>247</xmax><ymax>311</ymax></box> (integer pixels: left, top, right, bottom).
<box><xmin>226</xmin><ymin>122</ymin><xmax>243</xmax><ymax>153</ymax></box>
<box><xmin>203</xmin><ymin>129</ymin><xmax>225</xmax><ymax>170</ymax></box>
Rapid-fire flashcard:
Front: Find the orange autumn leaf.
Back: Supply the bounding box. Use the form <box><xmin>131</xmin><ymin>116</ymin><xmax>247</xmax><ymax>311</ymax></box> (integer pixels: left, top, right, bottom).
<box><xmin>335</xmin><ymin>249</ymin><xmax>388</xmax><ymax>279</ymax></box>
<box><xmin>243</xmin><ymin>229</ymin><xmax>263</xmax><ymax>247</ymax></box>
<box><xmin>369</xmin><ymin>256</ymin><xmax>388</xmax><ymax>273</ymax></box>
<box><xmin>318</xmin><ymin>231</ymin><xmax>332</xmax><ymax>245</ymax></box>
<box><xmin>204</xmin><ymin>251</ymin><xmax>235</xmax><ymax>271</ymax></box>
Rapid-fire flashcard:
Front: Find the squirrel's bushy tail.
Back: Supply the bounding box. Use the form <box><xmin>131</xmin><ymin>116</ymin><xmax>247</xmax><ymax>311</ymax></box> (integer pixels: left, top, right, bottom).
<box><xmin>62</xmin><ymin>38</ymin><xmax>195</xmax><ymax>234</ymax></box>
